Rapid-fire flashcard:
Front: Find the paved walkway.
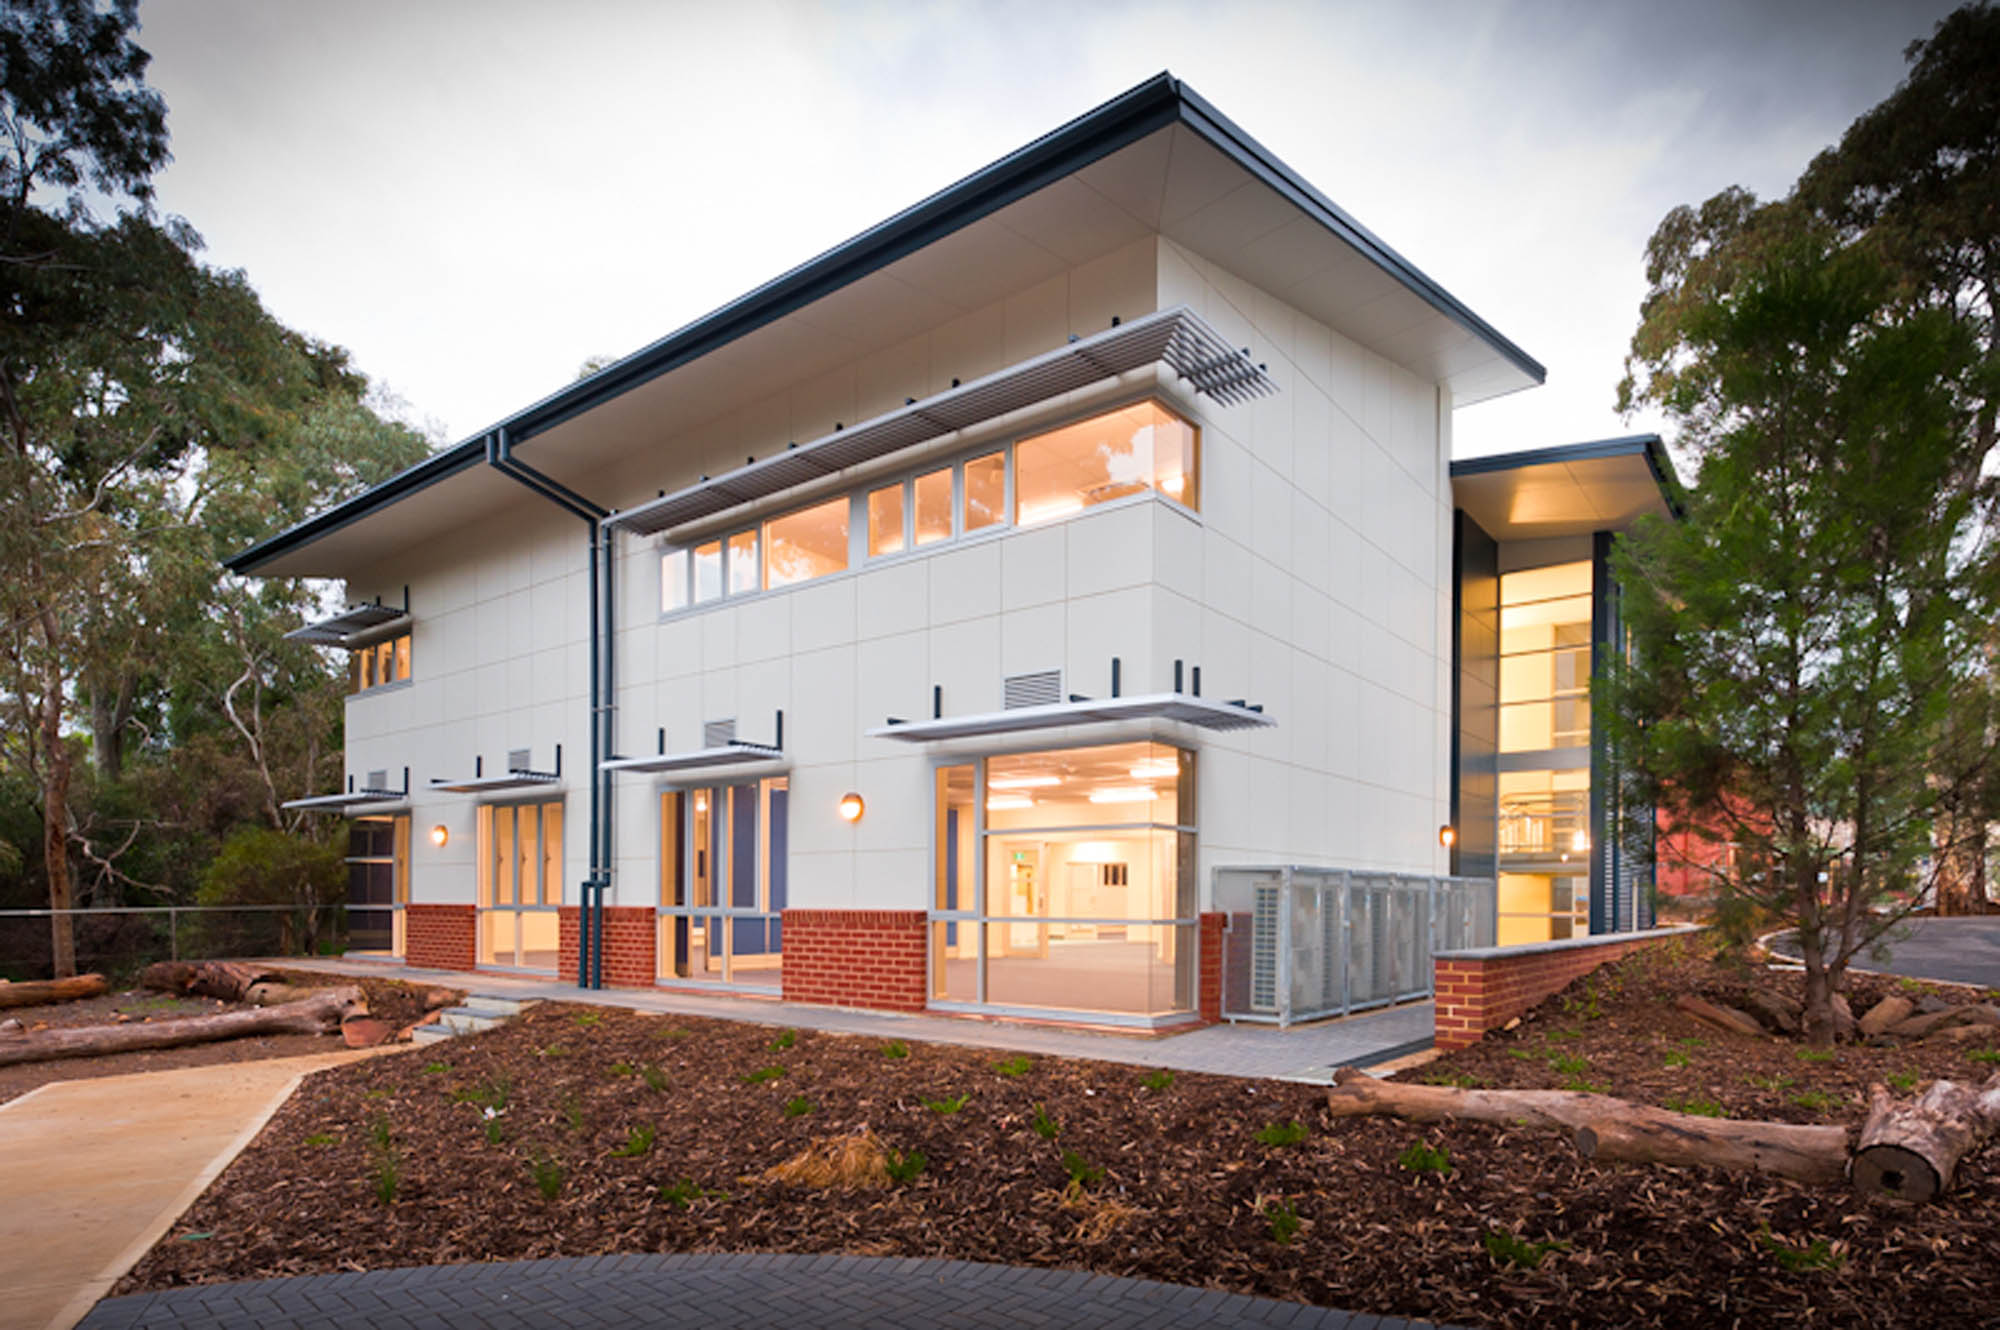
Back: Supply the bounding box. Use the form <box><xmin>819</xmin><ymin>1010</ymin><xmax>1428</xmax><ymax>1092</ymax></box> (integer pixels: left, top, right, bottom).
<box><xmin>0</xmin><ymin>1050</ymin><xmax>389</xmax><ymax>1330</ymax></box>
<box><xmin>80</xmin><ymin>1253</ymin><xmax>1460</xmax><ymax>1329</ymax></box>
<box><xmin>1772</xmin><ymin>917</ymin><xmax>2000</xmax><ymax>990</ymax></box>
<box><xmin>287</xmin><ymin>956</ymin><xmax>1434</xmax><ymax>1080</ymax></box>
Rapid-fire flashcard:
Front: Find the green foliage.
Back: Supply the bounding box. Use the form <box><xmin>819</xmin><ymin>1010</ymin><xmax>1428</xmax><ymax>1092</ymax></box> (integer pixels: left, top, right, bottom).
<box><xmin>1255</xmin><ymin>1120</ymin><xmax>1308</xmax><ymax>1149</ymax></box>
<box><xmin>1483</xmin><ymin>1229</ymin><xmax>1569</xmax><ymax>1270</ymax></box>
<box><xmin>1264</xmin><ymin>1197</ymin><xmax>1301</xmax><ymax>1245</ymax></box>
<box><xmin>881</xmin><ymin>1039</ymin><xmax>909</xmax><ymax>1059</ymax></box>
<box><xmin>608</xmin><ymin>1061</ymin><xmax>635</xmax><ymax>1078</ymax></box>
<box><xmin>1790</xmin><ymin>1090</ymin><xmax>1838</xmax><ymax>1113</ymax></box>
<box><xmin>572</xmin><ymin>1012</ymin><xmax>602</xmax><ymax>1028</ymax></box>
<box><xmin>1058</xmin><ymin>1149</ymin><xmax>1102</xmax><ymax>1188</ymax></box>
<box><xmin>1795</xmin><ymin>1048</ymin><xmax>1837</xmax><ymax>1065</ymax></box>
<box><xmin>1548</xmin><ymin>1052</ymin><xmax>1602</xmax><ymax>1092</ymax></box>
<box><xmin>303</xmin><ymin>1132</ymin><xmax>336</xmax><ymax>1147</ymax></box>
<box><xmin>768</xmin><ymin>1029</ymin><xmax>797</xmax><ymax>1051</ymax></box>
<box><xmin>366</xmin><ymin>1116</ymin><xmax>397</xmax><ymax>1205</ymax></box>
<box><xmin>1140</xmin><ymin>1069</ymin><xmax>1175</xmax><ymax>1091</ymax></box>
<box><xmin>1967</xmin><ymin>1048</ymin><xmax>2000</xmax><ymax>1065</ymax></box>
<box><xmin>655</xmin><ymin>1025</ymin><xmax>689</xmax><ymax>1041</ymax></box>
<box><xmin>640</xmin><ymin>1065</ymin><xmax>669</xmax><ymax>1092</ymax></box>
<box><xmin>1663</xmin><ymin>1050</ymin><xmax>1691</xmax><ymax>1069</ymax></box>
<box><xmin>421</xmin><ymin>1062</ymin><xmax>450</xmax><ymax>1076</ymax></box>
<box><xmin>561</xmin><ymin>1094</ymin><xmax>584</xmax><ymax>1134</ymax></box>
<box><xmin>884</xmin><ymin>1148</ymin><xmax>927</xmax><ymax>1185</ymax></box>
<box><xmin>610</xmin><ymin>1124</ymin><xmax>655</xmax><ymax>1158</ymax></box>
<box><xmin>1421</xmin><ymin>1069</ymin><xmax>1484</xmax><ymax>1088</ymax></box>
<box><xmin>993</xmin><ymin>1056</ymin><xmax>1032</xmax><ymax>1078</ymax></box>
<box><xmin>1757</xmin><ymin>1226</ymin><xmax>1844</xmax><ymax>1272</ymax></box>
<box><xmin>1029</xmin><ymin>1103</ymin><xmax>1060</xmax><ymax>1140</ymax></box>
<box><xmin>481</xmin><ymin>1113</ymin><xmax>505</xmax><ymax>1145</ymax></box>
<box><xmin>658</xmin><ymin>1178</ymin><xmax>721</xmax><ymax>1209</ymax></box>
<box><xmin>742</xmin><ymin>1065</ymin><xmax>785</xmax><ymax>1085</ymax></box>
<box><xmin>539</xmin><ymin>1045</ymin><xmax>570</xmax><ymax>1059</ymax></box>
<box><xmin>1749</xmin><ymin>1072</ymin><xmax>1796</xmax><ymax>1091</ymax></box>
<box><xmin>783</xmin><ymin>1096</ymin><xmax>814</xmax><ymax>1118</ymax></box>
<box><xmin>1397</xmin><ymin>1141</ymin><xmax>1453</xmax><ymax>1175</ymax></box>
<box><xmin>924</xmin><ymin>1093</ymin><xmax>969</xmax><ymax>1115</ymax></box>
<box><xmin>455</xmin><ymin>1077</ymin><xmax>509</xmax><ymax>1111</ymax></box>
<box><xmin>529</xmin><ymin>1152</ymin><xmax>563</xmax><ymax>1200</ymax></box>
<box><xmin>1665</xmin><ymin>1096</ymin><xmax>1728</xmax><ymax>1118</ymax></box>
<box><xmin>1887</xmin><ymin>1068</ymin><xmax>1919</xmax><ymax>1091</ymax></box>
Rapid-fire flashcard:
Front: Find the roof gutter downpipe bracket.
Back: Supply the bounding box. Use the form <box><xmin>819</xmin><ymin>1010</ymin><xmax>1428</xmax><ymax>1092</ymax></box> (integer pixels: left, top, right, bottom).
<box><xmin>485</xmin><ymin>428</ymin><xmax>614</xmax><ymax>990</ymax></box>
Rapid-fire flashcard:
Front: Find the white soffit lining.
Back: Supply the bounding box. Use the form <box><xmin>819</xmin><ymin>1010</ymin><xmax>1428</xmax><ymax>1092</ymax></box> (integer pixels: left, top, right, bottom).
<box><xmin>600</xmin><ymin>743</ymin><xmax>787</xmax><ymax>775</ymax></box>
<box><xmin>865</xmin><ymin>692</ymin><xmax>1275</xmax><ymax>742</ymax></box>
<box><xmin>1452</xmin><ymin>452</ymin><xmax>1675</xmax><ymax>542</ymax></box>
<box><xmin>283</xmin><ymin>604</ymin><xmax>409</xmax><ymax>647</ymax></box>
<box><xmin>607</xmin><ymin>305</ymin><xmax>1274</xmax><ymax>538</ymax></box>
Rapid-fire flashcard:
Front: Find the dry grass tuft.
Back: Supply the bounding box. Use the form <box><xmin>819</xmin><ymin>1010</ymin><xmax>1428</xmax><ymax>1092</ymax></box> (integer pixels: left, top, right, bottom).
<box><xmin>760</xmin><ymin>1128</ymin><xmax>891</xmax><ymax>1189</ymax></box>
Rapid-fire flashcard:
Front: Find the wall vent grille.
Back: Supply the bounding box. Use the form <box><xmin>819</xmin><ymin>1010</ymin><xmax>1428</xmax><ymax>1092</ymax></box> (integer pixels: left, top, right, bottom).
<box><xmin>365</xmin><ymin>770</ymin><xmax>388</xmax><ymax>791</ymax></box>
<box><xmin>702</xmin><ymin>718</ymin><xmax>738</xmax><ymax>747</ymax></box>
<box><xmin>506</xmin><ymin>748</ymin><xmax>532</xmax><ymax>772</ymax></box>
<box><xmin>1002</xmin><ymin>670</ymin><xmax>1062</xmax><ymax>710</ymax></box>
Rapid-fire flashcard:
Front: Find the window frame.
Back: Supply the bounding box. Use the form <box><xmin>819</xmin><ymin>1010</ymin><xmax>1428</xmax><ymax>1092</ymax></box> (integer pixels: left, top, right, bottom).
<box><xmin>347</xmin><ymin>631</ymin><xmax>413</xmax><ymax>696</ymax></box>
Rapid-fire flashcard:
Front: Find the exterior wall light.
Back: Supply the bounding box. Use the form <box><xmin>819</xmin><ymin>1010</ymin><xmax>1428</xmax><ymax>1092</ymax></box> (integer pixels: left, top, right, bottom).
<box><xmin>1437</xmin><ymin>824</ymin><xmax>1456</xmax><ymax>850</ymax></box>
<box><xmin>838</xmin><ymin>792</ymin><xmax>865</xmax><ymax>823</ymax></box>
<box><xmin>430</xmin><ymin>825</ymin><xmax>449</xmax><ymax>848</ymax></box>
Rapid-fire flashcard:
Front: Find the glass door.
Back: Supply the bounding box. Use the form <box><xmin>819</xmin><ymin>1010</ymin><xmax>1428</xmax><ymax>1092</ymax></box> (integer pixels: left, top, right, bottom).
<box><xmin>477</xmin><ymin>799</ymin><xmax>563</xmax><ymax>970</ymax></box>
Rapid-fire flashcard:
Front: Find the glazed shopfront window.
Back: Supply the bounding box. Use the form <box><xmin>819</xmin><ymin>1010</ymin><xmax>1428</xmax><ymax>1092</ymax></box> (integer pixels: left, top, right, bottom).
<box><xmin>659</xmin><ymin>778</ymin><xmax>787</xmax><ymax>988</ymax></box>
<box><xmin>931</xmin><ymin>741</ymin><xmax>1195</xmax><ymax>1021</ymax></box>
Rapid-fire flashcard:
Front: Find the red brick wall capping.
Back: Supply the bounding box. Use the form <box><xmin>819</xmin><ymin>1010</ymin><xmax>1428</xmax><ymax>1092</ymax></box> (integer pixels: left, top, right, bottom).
<box><xmin>1431</xmin><ymin>925</ymin><xmax>1704</xmax><ymax>1052</ymax></box>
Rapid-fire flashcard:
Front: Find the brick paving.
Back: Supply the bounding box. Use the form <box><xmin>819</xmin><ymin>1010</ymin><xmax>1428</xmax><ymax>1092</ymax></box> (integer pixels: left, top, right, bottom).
<box><xmin>81</xmin><ymin>1254</ymin><xmax>1462</xmax><ymax>1329</ymax></box>
<box><xmin>287</xmin><ymin>956</ymin><xmax>1434</xmax><ymax>1081</ymax></box>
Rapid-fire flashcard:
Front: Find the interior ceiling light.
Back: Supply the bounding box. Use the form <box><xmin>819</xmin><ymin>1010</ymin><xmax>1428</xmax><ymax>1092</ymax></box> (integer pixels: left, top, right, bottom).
<box><xmin>1129</xmin><ymin>760</ymin><xmax>1177</xmax><ymax>780</ymax></box>
<box><xmin>1088</xmin><ymin>786</ymin><xmax>1155</xmax><ymax>805</ymax></box>
<box><xmin>985</xmin><ymin>795</ymin><xmax>1035</xmax><ymax>811</ymax></box>
<box><xmin>989</xmin><ymin>774</ymin><xmax>1061</xmax><ymax>790</ymax></box>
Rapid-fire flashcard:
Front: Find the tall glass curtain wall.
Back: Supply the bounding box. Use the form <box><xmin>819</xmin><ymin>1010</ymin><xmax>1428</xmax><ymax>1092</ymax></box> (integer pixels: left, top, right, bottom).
<box><xmin>1496</xmin><ymin>561</ymin><xmax>1593</xmax><ymax>944</ymax></box>
<box><xmin>345</xmin><ymin>814</ymin><xmax>408</xmax><ymax>955</ymax></box>
<box><xmin>658</xmin><ymin>779</ymin><xmax>787</xmax><ymax>988</ymax></box>
<box><xmin>932</xmin><ymin>741</ymin><xmax>1195</xmax><ymax>1019</ymax></box>
<box><xmin>477</xmin><ymin>800</ymin><xmax>564</xmax><ymax>970</ymax></box>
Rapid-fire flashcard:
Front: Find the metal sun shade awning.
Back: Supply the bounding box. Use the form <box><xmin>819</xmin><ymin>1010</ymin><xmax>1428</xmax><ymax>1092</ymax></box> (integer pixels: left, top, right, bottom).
<box><xmin>280</xmin><ymin>789</ymin><xmax>407</xmax><ymax>812</ymax></box>
<box><xmin>283</xmin><ymin>602</ymin><xmax>409</xmax><ymax>647</ymax></box>
<box><xmin>864</xmin><ymin>692</ymin><xmax>1275</xmax><ymax>742</ymax></box>
<box><xmin>428</xmin><ymin>771</ymin><xmax>562</xmax><ymax>794</ymax></box>
<box><xmin>599</xmin><ymin>741</ymin><xmax>786</xmax><ymax>775</ymax></box>
<box><xmin>606</xmin><ymin>304</ymin><xmax>1277</xmax><ymax>538</ymax></box>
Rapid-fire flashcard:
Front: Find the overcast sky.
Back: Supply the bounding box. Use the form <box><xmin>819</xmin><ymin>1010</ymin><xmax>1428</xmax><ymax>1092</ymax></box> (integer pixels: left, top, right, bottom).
<box><xmin>136</xmin><ymin>0</ymin><xmax>1960</xmax><ymax>462</ymax></box>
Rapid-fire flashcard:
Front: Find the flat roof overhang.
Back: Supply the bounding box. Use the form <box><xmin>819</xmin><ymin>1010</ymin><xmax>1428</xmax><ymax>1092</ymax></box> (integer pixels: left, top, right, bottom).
<box><xmin>600</xmin><ymin>742</ymin><xmax>786</xmax><ymax>776</ymax></box>
<box><xmin>283</xmin><ymin>603</ymin><xmax>410</xmax><ymax>647</ymax></box>
<box><xmin>280</xmin><ymin>790</ymin><xmax>407</xmax><ymax>812</ymax></box>
<box><xmin>230</xmin><ymin>73</ymin><xmax>1544</xmax><ymax>581</ymax></box>
<box><xmin>1450</xmin><ymin>435</ymin><xmax>1681</xmax><ymax>542</ymax></box>
<box><xmin>427</xmin><ymin>772</ymin><xmax>563</xmax><ymax>795</ymax></box>
<box><xmin>866</xmin><ymin>692</ymin><xmax>1275</xmax><ymax>742</ymax></box>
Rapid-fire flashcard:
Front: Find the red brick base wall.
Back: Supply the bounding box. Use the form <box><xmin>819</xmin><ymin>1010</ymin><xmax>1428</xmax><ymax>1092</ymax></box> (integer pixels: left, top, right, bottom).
<box><xmin>404</xmin><ymin>904</ymin><xmax>475</xmax><ymax>972</ymax></box>
<box><xmin>1199</xmin><ymin>912</ymin><xmax>1225</xmax><ymax>1024</ymax></box>
<box><xmin>1434</xmin><ymin>927</ymin><xmax>1699</xmax><ymax>1050</ymax></box>
<box><xmin>558</xmin><ymin>906</ymin><xmax>658</xmax><ymax>989</ymax></box>
<box><xmin>780</xmin><ymin>909</ymin><xmax>927</xmax><ymax>1012</ymax></box>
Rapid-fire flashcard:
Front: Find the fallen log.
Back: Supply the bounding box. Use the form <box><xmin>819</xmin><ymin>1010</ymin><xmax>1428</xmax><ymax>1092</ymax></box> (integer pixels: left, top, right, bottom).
<box><xmin>1324</xmin><ymin>1067</ymin><xmax>1851</xmax><ymax>1185</ymax></box>
<box><xmin>1852</xmin><ymin>1072</ymin><xmax>2000</xmax><ymax>1203</ymax></box>
<box><xmin>0</xmin><ymin>986</ymin><xmax>363</xmax><ymax>1068</ymax></box>
<box><xmin>1858</xmin><ymin>995</ymin><xmax>1914</xmax><ymax>1037</ymax></box>
<box><xmin>1744</xmin><ymin>990</ymin><xmax>1801</xmax><ymax>1034</ymax></box>
<box><xmin>1674</xmin><ymin>993</ymin><xmax>1767</xmax><ymax>1038</ymax></box>
<box><xmin>138</xmin><ymin>960</ymin><xmax>323</xmax><ymax>1007</ymax></box>
<box><xmin>0</xmin><ymin>974</ymin><xmax>109</xmax><ymax>1010</ymax></box>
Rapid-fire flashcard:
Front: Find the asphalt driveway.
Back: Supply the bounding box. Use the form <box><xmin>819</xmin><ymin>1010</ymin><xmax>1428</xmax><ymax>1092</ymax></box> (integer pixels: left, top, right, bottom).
<box><xmin>1774</xmin><ymin>916</ymin><xmax>2000</xmax><ymax>990</ymax></box>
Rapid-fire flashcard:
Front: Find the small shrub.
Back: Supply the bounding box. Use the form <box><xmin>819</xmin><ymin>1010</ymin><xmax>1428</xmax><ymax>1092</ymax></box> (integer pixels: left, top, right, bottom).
<box><xmin>1967</xmin><ymin>1048</ymin><xmax>2000</xmax><ymax>1065</ymax></box>
<box><xmin>994</xmin><ymin>1055</ymin><xmax>1032</xmax><ymax>1078</ymax></box>
<box><xmin>1397</xmin><ymin>1140</ymin><xmax>1452</xmax><ymax>1174</ymax></box>
<box><xmin>1059</xmin><ymin>1149</ymin><xmax>1103</xmax><ymax>1189</ymax></box>
<box><xmin>1887</xmin><ymin>1068</ymin><xmax>1919</xmax><ymax>1091</ymax></box>
<box><xmin>572</xmin><ymin>1012</ymin><xmax>602</xmax><ymax>1028</ymax></box>
<box><xmin>304</xmin><ymin>1132</ymin><xmax>337</xmax><ymax>1147</ymax></box>
<box><xmin>456</xmin><ymin>1076</ymin><xmax>510</xmax><ymax>1111</ymax></box>
<box><xmin>743</xmin><ymin>1065</ymin><xmax>785</xmax><ymax>1085</ymax></box>
<box><xmin>640</xmin><ymin>1064</ymin><xmax>669</xmax><ymax>1092</ymax></box>
<box><xmin>421</xmin><ymin>1061</ymin><xmax>450</xmax><ymax>1075</ymax></box>
<box><xmin>1757</xmin><ymin>1226</ymin><xmax>1844</xmax><ymax>1272</ymax></box>
<box><xmin>1030</xmin><ymin>1103</ymin><xmax>1061</xmax><ymax>1141</ymax></box>
<box><xmin>1483</xmin><ymin>1228</ymin><xmax>1568</xmax><ymax>1270</ymax></box>
<box><xmin>608</xmin><ymin>1061</ymin><xmax>635</xmax><ymax>1077</ymax></box>
<box><xmin>885</xmin><ymin>1148</ymin><xmax>927</xmax><ymax>1185</ymax></box>
<box><xmin>1543</xmin><ymin>1027</ymin><xmax>1583</xmax><ymax>1042</ymax></box>
<box><xmin>1264</xmin><ymin>1197</ymin><xmax>1302</xmax><ymax>1245</ymax></box>
<box><xmin>1507</xmin><ymin>1047</ymin><xmax>1537</xmax><ymax>1061</ymax></box>
<box><xmin>367</xmin><ymin>1116</ymin><xmax>398</xmax><ymax>1205</ymax></box>
<box><xmin>610</xmin><ymin>1124</ymin><xmax>656</xmax><ymax>1158</ymax></box>
<box><xmin>1421</xmin><ymin>1069</ymin><xmax>1482</xmax><ymax>1088</ymax></box>
<box><xmin>481</xmin><ymin>1110</ymin><xmax>505</xmax><ymax>1145</ymax></box>
<box><xmin>1663</xmin><ymin>1049</ymin><xmax>1690</xmax><ymax>1069</ymax></box>
<box><xmin>1255</xmin><ymin>1120</ymin><xmax>1309</xmax><ymax>1148</ymax></box>
<box><xmin>1795</xmin><ymin>1047</ymin><xmax>1837</xmax><ymax>1064</ymax></box>
<box><xmin>539</xmin><ymin>1044</ymin><xmax>570</xmax><ymax>1059</ymax></box>
<box><xmin>769</xmin><ymin>1028</ymin><xmax>797</xmax><ymax>1051</ymax></box>
<box><xmin>924</xmin><ymin>1093</ymin><xmax>969</xmax><ymax>1115</ymax></box>
<box><xmin>1748</xmin><ymin>1072</ymin><xmax>1795</xmax><ymax>1092</ymax></box>
<box><xmin>882</xmin><ymin>1039</ymin><xmax>910</xmax><ymax>1059</ymax></box>
<box><xmin>784</xmin><ymin>1095</ymin><xmax>815</xmax><ymax>1118</ymax></box>
<box><xmin>1665</xmin><ymin>1096</ymin><xmax>1727</xmax><ymax>1118</ymax></box>
<box><xmin>1548</xmin><ymin>1052</ymin><xmax>1602</xmax><ymax>1093</ymax></box>
<box><xmin>529</xmin><ymin>1152</ymin><xmax>564</xmax><ymax>1200</ymax></box>
<box><xmin>1790</xmin><ymin>1089</ymin><xmax>1838</xmax><ymax>1113</ymax></box>
<box><xmin>659</xmin><ymin>1178</ymin><xmax>721</xmax><ymax>1209</ymax></box>
<box><xmin>655</xmin><ymin>1025</ymin><xmax>690</xmax><ymax>1040</ymax></box>
<box><xmin>363</xmin><ymin>1089</ymin><xmax>389</xmax><ymax>1101</ymax></box>
<box><xmin>1140</xmin><ymin>1069</ymin><xmax>1176</xmax><ymax>1091</ymax></box>
<box><xmin>562</xmin><ymin>1094</ymin><xmax>585</xmax><ymax>1134</ymax></box>
<box><xmin>1677</xmin><ymin>1036</ymin><xmax>1707</xmax><ymax>1050</ymax></box>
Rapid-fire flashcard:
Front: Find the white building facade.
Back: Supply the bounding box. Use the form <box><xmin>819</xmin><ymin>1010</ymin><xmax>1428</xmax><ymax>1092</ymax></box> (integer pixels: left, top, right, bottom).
<box><xmin>243</xmin><ymin>76</ymin><xmax>1633</xmax><ymax>1027</ymax></box>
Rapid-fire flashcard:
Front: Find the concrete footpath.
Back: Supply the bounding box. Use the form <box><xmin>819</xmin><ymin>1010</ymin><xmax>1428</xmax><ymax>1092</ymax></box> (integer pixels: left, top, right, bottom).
<box><xmin>0</xmin><ymin>1051</ymin><xmax>389</xmax><ymax>1330</ymax></box>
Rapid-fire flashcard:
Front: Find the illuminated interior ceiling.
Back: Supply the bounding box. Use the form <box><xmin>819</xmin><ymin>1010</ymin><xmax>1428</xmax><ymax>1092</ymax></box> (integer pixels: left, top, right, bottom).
<box><xmin>1450</xmin><ymin>437</ymin><xmax>1679</xmax><ymax>542</ymax></box>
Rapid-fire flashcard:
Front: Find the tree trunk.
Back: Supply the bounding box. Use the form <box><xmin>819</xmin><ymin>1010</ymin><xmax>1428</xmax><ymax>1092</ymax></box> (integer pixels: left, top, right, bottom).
<box><xmin>39</xmin><ymin>632</ymin><xmax>75</xmax><ymax>980</ymax></box>
<box><xmin>138</xmin><ymin>960</ymin><xmax>322</xmax><ymax>1007</ymax></box>
<box><xmin>1852</xmin><ymin>1073</ymin><xmax>2000</xmax><ymax>1202</ymax></box>
<box><xmin>0</xmin><ymin>973</ymin><xmax>108</xmax><ymax>1010</ymax></box>
<box><xmin>1324</xmin><ymin>1067</ymin><xmax>1850</xmax><ymax>1185</ymax></box>
<box><xmin>88</xmin><ymin>672</ymin><xmax>133</xmax><ymax>782</ymax></box>
<box><xmin>0</xmin><ymin>986</ymin><xmax>361</xmax><ymax>1067</ymax></box>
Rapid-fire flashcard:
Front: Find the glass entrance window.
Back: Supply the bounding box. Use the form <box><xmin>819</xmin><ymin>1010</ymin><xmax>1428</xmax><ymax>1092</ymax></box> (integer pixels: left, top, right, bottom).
<box><xmin>1498</xmin><ymin>561</ymin><xmax>1592</xmax><ymax>753</ymax></box>
<box><xmin>345</xmin><ymin>814</ymin><xmax>409</xmax><ymax>956</ymax></box>
<box><xmin>477</xmin><ymin>800</ymin><xmax>563</xmax><ymax>970</ymax></box>
<box><xmin>931</xmin><ymin>741</ymin><xmax>1195</xmax><ymax>1021</ymax></box>
<box><xmin>659</xmin><ymin>778</ymin><xmax>787</xmax><ymax>988</ymax></box>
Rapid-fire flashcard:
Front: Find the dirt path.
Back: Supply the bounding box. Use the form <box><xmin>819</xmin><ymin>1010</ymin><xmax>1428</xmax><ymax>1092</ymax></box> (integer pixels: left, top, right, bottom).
<box><xmin>0</xmin><ymin>1049</ymin><xmax>397</xmax><ymax>1330</ymax></box>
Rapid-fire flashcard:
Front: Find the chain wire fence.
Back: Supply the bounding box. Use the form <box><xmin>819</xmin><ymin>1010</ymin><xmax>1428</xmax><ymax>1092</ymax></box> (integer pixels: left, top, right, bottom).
<box><xmin>0</xmin><ymin>905</ymin><xmax>350</xmax><ymax>983</ymax></box>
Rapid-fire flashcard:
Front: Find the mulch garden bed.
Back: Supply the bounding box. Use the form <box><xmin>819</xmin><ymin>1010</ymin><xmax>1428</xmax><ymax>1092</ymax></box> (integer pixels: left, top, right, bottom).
<box><xmin>0</xmin><ymin>969</ymin><xmax>453</xmax><ymax>1106</ymax></box>
<box><xmin>116</xmin><ymin>943</ymin><xmax>2000</xmax><ymax>1329</ymax></box>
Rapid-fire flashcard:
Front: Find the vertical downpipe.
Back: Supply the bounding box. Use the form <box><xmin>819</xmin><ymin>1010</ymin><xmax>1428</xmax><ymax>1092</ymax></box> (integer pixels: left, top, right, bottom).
<box><xmin>580</xmin><ymin>518</ymin><xmax>599</xmax><ymax>989</ymax></box>
<box><xmin>596</xmin><ymin>521</ymin><xmax>615</xmax><ymax>991</ymax></box>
